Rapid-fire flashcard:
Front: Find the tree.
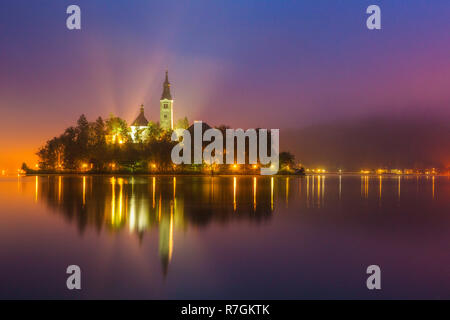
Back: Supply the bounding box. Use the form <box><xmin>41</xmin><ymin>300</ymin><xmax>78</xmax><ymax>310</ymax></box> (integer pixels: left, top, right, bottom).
<box><xmin>89</xmin><ymin>117</ymin><xmax>108</xmax><ymax>170</ymax></box>
<box><xmin>106</xmin><ymin>114</ymin><xmax>130</xmax><ymax>144</ymax></box>
<box><xmin>175</xmin><ymin>117</ymin><xmax>189</xmax><ymax>130</ymax></box>
<box><xmin>279</xmin><ymin>151</ymin><xmax>295</xmax><ymax>170</ymax></box>
<box><xmin>37</xmin><ymin>136</ymin><xmax>64</xmax><ymax>170</ymax></box>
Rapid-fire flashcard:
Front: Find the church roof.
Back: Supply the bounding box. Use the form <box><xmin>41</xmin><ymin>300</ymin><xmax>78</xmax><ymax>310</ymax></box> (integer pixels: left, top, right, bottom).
<box><xmin>161</xmin><ymin>70</ymin><xmax>172</xmax><ymax>100</ymax></box>
<box><xmin>131</xmin><ymin>105</ymin><xmax>149</xmax><ymax>127</ymax></box>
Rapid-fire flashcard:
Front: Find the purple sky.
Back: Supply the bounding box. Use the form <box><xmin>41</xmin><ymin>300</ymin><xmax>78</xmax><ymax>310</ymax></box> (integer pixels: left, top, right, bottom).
<box><xmin>0</xmin><ymin>0</ymin><xmax>449</xmax><ymax>169</ymax></box>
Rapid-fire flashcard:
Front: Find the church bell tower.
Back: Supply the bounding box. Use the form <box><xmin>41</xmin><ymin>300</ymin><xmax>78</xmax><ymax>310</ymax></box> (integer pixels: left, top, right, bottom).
<box><xmin>160</xmin><ymin>70</ymin><xmax>174</xmax><ymax>130</ymax></box>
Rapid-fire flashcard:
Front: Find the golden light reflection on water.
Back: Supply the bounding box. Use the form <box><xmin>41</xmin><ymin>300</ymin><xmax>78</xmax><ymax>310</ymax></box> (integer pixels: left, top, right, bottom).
<box><xmin>285</xmin><ymin>177</ymin><xmax>289</xmax><ymax>207</ymax></box>
<box><xmin>364</xmin><ymin>176</ymin><xmax>369</xmax><ymax>199</ymax></box>
<box><xmin>317</xmin><ymin>175</ymin><xmax>321</xmax><ymax>208</ymax></box>
<box><xmin>111</xmin><ymin>177</ymin><xmax>116</xmax><ymax>223</ymax></box>
<box><xmin>270</xmin><ymin>177</ymin><xmax>274</xmax><ymax>211</ymax></box>
<box><xmin>253</xmin><ymin>177</ymin><xmax>257</xmax><ymax>211</ymax></box>
<box><xmin>233</xmin><ymin>176</ymin><xmax>237</xmax><ymax>211</ymax></box>
<box><xmin>35</xmin><ymin>176</ymin><xmax>38</xmax><ymax>203</ymax></box>
<box><xmin>432</xmin><ymin>176</ymin><xmax>435</xmax><ymax>199</ymax></box>
<box><xmin>173</xmin><ymin>176</ymin><xmax>176</xmax><ymax>200</ymax></box>
<box><xmin>306</xmin><ymin>176</ymin><xmax>310</xmax><ymax>207</ymax></box>
<box><xmin>321</xmin><ymin>175</ymin><xmax>325</xmax><ymax>207</ymax></box>
<box><xmin>82</xmin><ymin>176</ymin><xmax>86</xmax><ymax>206</ymax></box>
<box><xmin>152</xmin><ymin>176</ymin><xmax>156</xmax><ymax>209</ymax></box>
<box><xmin>379</xmin><ymin>175</ymin><xmax>382</xmax><ymax>206</ymax></box>
<box><xmin>11</xmin><ymin>174</ymin><xmax>446</xmax><ymax>277</ymax></box>
<box><xmin>58</xmin><ymin>176</ymin><xmax>62</xmax><ymax>204</ymax></box>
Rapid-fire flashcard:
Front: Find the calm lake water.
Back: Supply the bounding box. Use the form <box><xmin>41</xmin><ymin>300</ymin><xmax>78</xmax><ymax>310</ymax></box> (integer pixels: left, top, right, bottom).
<box><xmin>0</xmin><ymin>174</ymin><xmax>449</xmax><ymax>299</ymax></box>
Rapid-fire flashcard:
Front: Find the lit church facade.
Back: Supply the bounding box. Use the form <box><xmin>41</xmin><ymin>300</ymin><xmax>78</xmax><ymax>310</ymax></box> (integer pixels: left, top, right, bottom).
<box><xmin>130</xmin><ymin>71</ymin><xmax>174</xmax><ymax>141</ymax></box>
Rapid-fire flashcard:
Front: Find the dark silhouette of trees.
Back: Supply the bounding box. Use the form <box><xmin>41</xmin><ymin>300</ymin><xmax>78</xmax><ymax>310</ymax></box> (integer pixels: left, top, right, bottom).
<box><xmin>35</xmin><ymin>114</ymin><xmax>302</xmax><ymax>175</ymax></box>
<box><xmin>36</xmin><ymin>114</ymin><xmax>176</xmax><ymax>172</ymax></box>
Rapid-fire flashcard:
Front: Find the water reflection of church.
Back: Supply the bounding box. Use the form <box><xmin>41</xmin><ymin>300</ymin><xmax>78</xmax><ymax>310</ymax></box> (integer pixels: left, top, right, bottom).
<box><xmin>36</xmin><ymin>176</ymin><xmax>274</xmax><ymax>276</ymax></box>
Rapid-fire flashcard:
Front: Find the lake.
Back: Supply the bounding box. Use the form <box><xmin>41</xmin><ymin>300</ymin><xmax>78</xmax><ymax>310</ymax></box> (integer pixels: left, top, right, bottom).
<box><xmin>0</xmin><ymin>174</ymin><xmax>449</xmax><ymax>299</ymax></box>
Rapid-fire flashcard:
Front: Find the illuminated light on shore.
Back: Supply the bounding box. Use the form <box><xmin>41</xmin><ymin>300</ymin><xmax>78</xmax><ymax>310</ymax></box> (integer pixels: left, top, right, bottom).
<box><xmin>232</xmin><ymin>164</ymin><xmax>238</xmax><ymax>170</ymax></box>
<box><xmin>1</xmin><ymin>170</ymin><xmax>5</xmax><ymax>176</ymax></box>
<box><xmin>252</xmin><ymin>164</ymin><xmax>258</xmax><ymax>169</ymax></box>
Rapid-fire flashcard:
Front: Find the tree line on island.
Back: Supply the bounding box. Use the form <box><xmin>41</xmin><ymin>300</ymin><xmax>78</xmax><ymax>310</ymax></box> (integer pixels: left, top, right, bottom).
<box><xmin>24</xmin><ymin>114</ymin><xmax>302</xmax><ymax>175</ymax></box>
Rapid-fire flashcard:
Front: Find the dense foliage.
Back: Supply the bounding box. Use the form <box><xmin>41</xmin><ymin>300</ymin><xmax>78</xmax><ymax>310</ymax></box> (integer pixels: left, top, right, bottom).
<box><xmin>37</xmin><ymin>114</ymin><xmax>176</xmax><ymax>172</ymax></box>
<box><xmin>36</xmin><ymin>115</ymin><xmax>302</xmax><ymax>174</ymax></box>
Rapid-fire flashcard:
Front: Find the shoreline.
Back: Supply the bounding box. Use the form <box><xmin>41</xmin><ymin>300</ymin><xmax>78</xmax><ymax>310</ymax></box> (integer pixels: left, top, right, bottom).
<box><xmin>13</xmin><ymin>172</ymin><xmax>447</xmax><ymax>177</ymax></box>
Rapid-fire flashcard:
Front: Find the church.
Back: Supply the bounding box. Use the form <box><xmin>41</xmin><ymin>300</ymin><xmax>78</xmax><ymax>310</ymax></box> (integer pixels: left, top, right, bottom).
<box><xmin>130</xmin><ymin>71</ymin><xmax>174</xmax><ymax>141</ymax></box>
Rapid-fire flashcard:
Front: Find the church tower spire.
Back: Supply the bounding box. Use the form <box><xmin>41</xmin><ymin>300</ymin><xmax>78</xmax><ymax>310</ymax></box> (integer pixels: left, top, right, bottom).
<box><xmin>160</xmin><ymin>70</ymin><xmax>174</xmax><ymax>130</ymax></box>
